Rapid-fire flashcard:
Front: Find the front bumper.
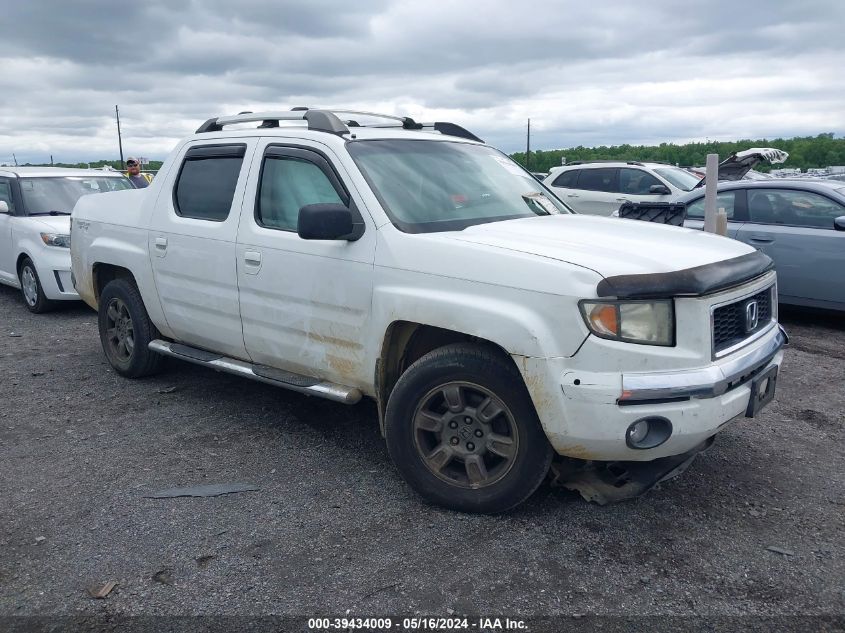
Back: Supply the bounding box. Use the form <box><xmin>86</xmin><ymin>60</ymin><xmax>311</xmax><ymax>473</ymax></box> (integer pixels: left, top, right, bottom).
<box><xmin>620</xmin><ymin>325</ymin><xmax>787</xmax><ymax>402</ymax></box>
<box><xmin>32</xmin><ymin>246</ymin><xmax>79</xmax><ymax>301</ymax></box>
<box><xmin>517</xmin><ymin>325</ymin><xmax>787</xmax><ymax>462</ymax></box>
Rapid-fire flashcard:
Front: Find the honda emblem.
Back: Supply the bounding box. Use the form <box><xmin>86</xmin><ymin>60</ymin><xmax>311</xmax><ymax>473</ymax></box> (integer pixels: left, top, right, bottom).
<box><xmin>745</xmin><ymin>300</ymin><xmax>759</xmax><ymax>332</ymax></box>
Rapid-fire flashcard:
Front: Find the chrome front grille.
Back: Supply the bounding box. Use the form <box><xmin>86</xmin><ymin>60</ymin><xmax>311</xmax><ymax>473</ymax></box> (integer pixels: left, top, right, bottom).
<box><xmin>712</xmin><ymin>286</ymin><xmax>775</xmax><ymax>355</ymax></box>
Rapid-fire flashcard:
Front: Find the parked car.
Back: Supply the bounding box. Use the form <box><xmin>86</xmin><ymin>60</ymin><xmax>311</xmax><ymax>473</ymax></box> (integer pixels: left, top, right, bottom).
<box><xmin>71</xmin><ymin>108</ymin><xmax>786</xmax><ymax>513</ymax></box>
<box><xmin>680</xmin><ymin>180</ymin><xmax>845</xmax><ymax>311</ymax></box>
<box><xmin>0</xmin><ymin>167</ymin><xmax>133</xmax><ymax>312</ymax></box>
<box><xmin>547</xmin><ymin>149</ymin><xmax>788</xmax><ymax>216</ymax></box>
<box><xmin>543</xmin><ymin>161</ymin><xmax>699</xmax><ymax>215</ymax></box>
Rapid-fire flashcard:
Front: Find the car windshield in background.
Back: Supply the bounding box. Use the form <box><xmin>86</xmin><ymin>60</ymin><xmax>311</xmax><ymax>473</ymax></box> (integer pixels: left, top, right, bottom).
<box><xmin>20</xmin><ymin>177</ymin><xmax>132</xmax><ymax>215</ymax></box>
<box><xmin>348</xmin><ymin>140</ymin><xmax>570</xmax><ymax>233</ymax></box>
<box><xmin>654</xmin><ymin>167</ymin><xmax>701</xmax><ymax>192</ymax></box>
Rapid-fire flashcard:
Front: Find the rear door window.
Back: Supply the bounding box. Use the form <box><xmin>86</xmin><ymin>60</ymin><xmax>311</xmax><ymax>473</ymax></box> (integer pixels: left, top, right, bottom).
<box><xmin>174</xmin><ymin>144</ymin><xmax>246</xmax><ymax>221</ymax></box>
<box><xmin>551</xmin><ymin>169</ymin><xmax>579</xmax><ymax>188</ymax></box>
<box><xmin>577</xmin><ymin>168</ymin><xmax>617</xmax><ymax>193</ymax></box>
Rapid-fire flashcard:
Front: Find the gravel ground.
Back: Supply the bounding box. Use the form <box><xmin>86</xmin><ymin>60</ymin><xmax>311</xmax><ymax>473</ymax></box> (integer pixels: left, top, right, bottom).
<box><xmin>0</xmin><ymin>283</ymin><xmax>843</xmax><ymax>625</ymax></box>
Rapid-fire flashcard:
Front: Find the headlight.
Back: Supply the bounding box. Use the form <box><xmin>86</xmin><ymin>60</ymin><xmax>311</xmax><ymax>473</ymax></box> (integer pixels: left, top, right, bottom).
<box><xmin>40</xmin><ymin>233</ymin><xmax>71</xmax><ymax>248</ymax></box>
<box><xmin>579</xmin><ymin>299</ymin><xmax>674</xmax><ymax>346</ymax></box>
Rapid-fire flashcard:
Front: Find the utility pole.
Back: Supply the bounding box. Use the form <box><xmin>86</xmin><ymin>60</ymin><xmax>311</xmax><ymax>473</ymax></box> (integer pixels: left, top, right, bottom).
<box><xmin>50</xmin><ymin>154</ymin><xmax>54</xmax><ymax>166</ymax></box>
<box><xmin>526</xmin><ymin>118</ymin><xmax>531</xmax><ymax>171</ymax></box>
<box><xmin>115</xmin><ymin>105</ymin><xmax>125</xmax><ymax>168</ymax></box>
<box><xmin>12</xmin><ymin>153</ymin><xmax>18</xmax><ymax>166</ymax></box>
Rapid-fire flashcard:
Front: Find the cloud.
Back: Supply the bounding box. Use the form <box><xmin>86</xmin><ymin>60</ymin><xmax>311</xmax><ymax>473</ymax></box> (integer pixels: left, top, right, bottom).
<box><xmin>0</xmin><ymin>0</ymin><xmax>843</xmax><ymax>164</ymax></box>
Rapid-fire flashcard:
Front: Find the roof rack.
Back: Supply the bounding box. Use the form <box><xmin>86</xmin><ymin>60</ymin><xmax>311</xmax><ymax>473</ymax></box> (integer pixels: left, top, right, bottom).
<box><xmin>195</xmin><ymin>108</ymin><xmax>483</xmax><ymax>143</ymax></box>
<box><xmin>566</xmin><ymin>160</ymin><xmax>646</xmax><ymax>166</ymax></box>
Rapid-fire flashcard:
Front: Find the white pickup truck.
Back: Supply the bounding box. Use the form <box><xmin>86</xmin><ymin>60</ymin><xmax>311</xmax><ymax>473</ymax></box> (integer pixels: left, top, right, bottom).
<box><xmin>70</xmin><ymin>109</ymin><xmax>787</xmax><ymax>513</ymax></box>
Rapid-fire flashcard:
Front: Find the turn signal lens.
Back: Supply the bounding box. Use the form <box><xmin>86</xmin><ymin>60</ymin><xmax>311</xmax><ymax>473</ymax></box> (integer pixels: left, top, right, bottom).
<box><xmin>588</xmin><ymin>304</ymin><xmax>619</xmax><ymax>337</ymax></box>
<box><xmin>579</xmin><ymin>300</ymin><xmax>674</xmax><ymax>346</ymax></box>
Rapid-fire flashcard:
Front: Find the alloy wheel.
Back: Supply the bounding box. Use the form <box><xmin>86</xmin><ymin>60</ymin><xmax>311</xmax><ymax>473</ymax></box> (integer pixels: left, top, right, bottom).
<box><xmin>105</xmin><ymin>297</ymin><xmax>135</xmax><ymax>362</ymax></box>
<box><xmin>412</xmin><ymin>381</ymin><xmax>519</xmax><ymax>489</ymax></box>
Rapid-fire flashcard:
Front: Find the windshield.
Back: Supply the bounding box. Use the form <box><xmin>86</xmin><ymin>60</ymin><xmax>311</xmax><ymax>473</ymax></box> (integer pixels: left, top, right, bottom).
<box><xmin>347</xmin><ymin>140</ymin><xmax>570</xmax><ymax>233</ymax></box>
<box><xmin>20</xmin><ymin>176</ymin><xmax>132</xmax><ymax>215</ymax></box>
<box><xmin>654</xmin><ymin>167</ymin><xmax>700</xmax><ymax>192</ymax></box>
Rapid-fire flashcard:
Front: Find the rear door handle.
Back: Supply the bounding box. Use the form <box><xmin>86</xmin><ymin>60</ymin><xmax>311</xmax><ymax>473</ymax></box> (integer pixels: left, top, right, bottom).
<box><xmin>154</xmin><ymin>237</ymin><xmax>168</xmax><ymax>257</ymax></box>
<box><xmin>616</xmin><ymin>197</ymin><xmax>629</xmax><ymax>202</ymax></box>
<box><xmin>243</xmin><ymin>250</ymin><xmax>262</xmax><ymax>274</ymax></box>
<box><xmin>567</xmin><ymin>194</ymin><xmax>579</xmax><ymax>198</ymax></box>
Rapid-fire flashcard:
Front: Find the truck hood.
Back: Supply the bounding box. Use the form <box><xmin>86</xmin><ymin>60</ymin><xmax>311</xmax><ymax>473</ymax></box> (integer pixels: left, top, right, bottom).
<box><xmin>444</xmin><ymin>214</ymin><xmax>755</xmax><ymax>279</ymax></box>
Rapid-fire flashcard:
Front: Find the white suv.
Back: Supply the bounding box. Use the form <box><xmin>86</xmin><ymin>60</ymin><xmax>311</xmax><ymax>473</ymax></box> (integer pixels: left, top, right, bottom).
<box><xmin>0</xmin><ymin>167</ymin><xmax>133</xmax><ymax>312</ymax></box>
<box><xmin>544</xmin><ymin>161</ymin><xmax>701</xmax><ymax>216</ymax></box>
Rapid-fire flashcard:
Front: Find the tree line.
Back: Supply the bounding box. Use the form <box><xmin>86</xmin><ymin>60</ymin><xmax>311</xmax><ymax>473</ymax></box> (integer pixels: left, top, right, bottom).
<box><xmin>511</xmin><ymin>133</ymin><xmax>845</xmax><ymax>173</ymax></box>
<box><xmin>16</xmin><ymin>133</ymin><xmax>845</xmax><ymax>174</ymax></box>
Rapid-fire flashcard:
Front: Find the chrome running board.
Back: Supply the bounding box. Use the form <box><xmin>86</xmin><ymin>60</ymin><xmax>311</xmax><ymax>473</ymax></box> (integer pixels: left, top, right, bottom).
<box><xmin>148</xmin><ymin>339</ymin><xmax>362</xmax><ymax>405</ymax></box>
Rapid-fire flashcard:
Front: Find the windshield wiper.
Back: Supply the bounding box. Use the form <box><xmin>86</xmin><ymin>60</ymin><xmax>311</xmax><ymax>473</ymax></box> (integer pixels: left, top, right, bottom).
<box><xmin>28</xmin><ymin>210</ymin><xmax>71</xmax><ymax>216</ymax></box>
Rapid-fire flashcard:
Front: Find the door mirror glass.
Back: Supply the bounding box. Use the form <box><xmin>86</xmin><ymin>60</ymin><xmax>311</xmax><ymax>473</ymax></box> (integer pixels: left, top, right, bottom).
<box><xmin>0</xmin><ymin>201</ymin><xmax>9</xmax><ymax>214</ymax></box>
<box><xmin>835</xmin><ymin>216</ymin><xmax>845</xmax><ymax>232</ymax></box>
<box><xmin>297</xmin><ymin>203</ymin><xmax>353</xmax><ymax>240</ymax></box>
<box><xmin>649</xmin><ymin>184</ymin><xmax>671</xmax><ymax>195</ymax></box>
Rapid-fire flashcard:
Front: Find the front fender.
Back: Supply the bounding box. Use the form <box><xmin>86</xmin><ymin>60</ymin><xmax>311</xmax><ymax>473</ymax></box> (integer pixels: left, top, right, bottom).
<box><xmin>369</xmin><ymin>268</ymin><xmax>590</xmax><ymax>361</ymax></box>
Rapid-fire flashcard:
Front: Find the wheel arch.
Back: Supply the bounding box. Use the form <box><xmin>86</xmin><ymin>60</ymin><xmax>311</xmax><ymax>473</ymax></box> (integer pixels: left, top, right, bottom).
<box><xmin>92</xmin><ymin>262</ymin><xmax>137</xmax><ymax>303</ymax></box>
<box><xmin>375</xmin><ymin>321</ymin><xmax>521</xmax><ymax>435</ymax></box>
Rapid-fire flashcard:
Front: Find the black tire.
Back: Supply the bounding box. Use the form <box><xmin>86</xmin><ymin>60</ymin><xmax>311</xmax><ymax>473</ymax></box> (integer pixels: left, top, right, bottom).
<box><xmin>98</xmin><ymin>278</ymin><xmax>164</xmax><ymax>378</ymax></box>
<box><xmin>18</xmin><ymin>257</ymin><xmax>56</xmax><ymax>314</ymax></box>
<box><xmin>385</xmin><ymin>343</ymin><xmax>554</xmax><ymax>514</ymax></box>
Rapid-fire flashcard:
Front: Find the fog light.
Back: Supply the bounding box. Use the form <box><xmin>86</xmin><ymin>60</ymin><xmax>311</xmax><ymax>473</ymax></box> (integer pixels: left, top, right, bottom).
<box><xmin>627</xmin><ymin>420</ymin><xmax>649</xmax><ymax>444</ymax></box>
<box><xmin>626</xmin><ymin>416</ymin><xmax>672</xmax><ymax>449</ymax></box>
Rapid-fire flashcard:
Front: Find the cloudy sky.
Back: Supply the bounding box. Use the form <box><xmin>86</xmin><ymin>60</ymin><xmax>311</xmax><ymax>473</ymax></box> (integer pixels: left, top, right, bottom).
<box><xmin>1</xmin><ymin>0</ymin><xmax>843</xmax><ymax>164</ymax></box>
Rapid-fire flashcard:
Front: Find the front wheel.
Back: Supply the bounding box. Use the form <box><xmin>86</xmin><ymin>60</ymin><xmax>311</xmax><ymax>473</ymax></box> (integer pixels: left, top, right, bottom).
<box><xmin>19</xmin><ymin>257</ymin><xmax>56</xmax><ymax>314</ymax></box>
<box><xmin>385</xmin><ymin>343</ymin><xmax>553</xmax><ymax>514</ymax></box>
<box><xmin>98</xmin><ymin>278</ymin><xmax>164</xmax><ymax>378</ymax></box>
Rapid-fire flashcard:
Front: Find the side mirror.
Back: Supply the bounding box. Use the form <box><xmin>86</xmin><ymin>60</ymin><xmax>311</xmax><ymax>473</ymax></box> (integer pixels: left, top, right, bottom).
<box><xmin>835</xmin><ymin>216</ymin><xmax>845</xmax><ymax>232</ymax></box>
<box><xmin>297</xmin><ymin>203</ymin><xmax>354</xmax><ymax>240</ymax></box>
<box><xmin>0</xmin><ymin>201</ymin><xmax>9</xmax><ymax>214</ymax></box>
<box><xmin>649</xmin><ymin>184</ymin><xmax>672</xmax><ymax>195</ymax></box>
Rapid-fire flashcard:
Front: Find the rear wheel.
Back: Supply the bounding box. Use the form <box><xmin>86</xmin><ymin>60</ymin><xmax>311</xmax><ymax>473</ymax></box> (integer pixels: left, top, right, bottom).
<box><xmin>385</xmin><ymin>343</ymin><xmax>553</xmax><ymax>513</ymax></box>
<box><xmin>19</xmin><ymin>257</ymin><xmax>56</xmax><ymax>314</ymax></box>
<box><xmin>98</xmin><ymin>278</ymin><xmax>164</xmax><ymax>378</ymax></box>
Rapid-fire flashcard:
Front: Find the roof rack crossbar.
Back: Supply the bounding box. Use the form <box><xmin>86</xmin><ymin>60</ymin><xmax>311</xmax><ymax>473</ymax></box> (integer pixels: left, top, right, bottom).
<box><xmin>196</xmin><ymin>110</ymin><xmax>350</xmax><ymax>135</ymax></box>
<box><xmin>195</xmin><ymin>108</ymin><xmax>483</xmax><ymax>142</ymax></box>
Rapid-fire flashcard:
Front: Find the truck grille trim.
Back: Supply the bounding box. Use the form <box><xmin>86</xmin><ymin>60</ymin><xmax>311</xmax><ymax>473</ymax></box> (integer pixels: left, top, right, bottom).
<box><xmin>712</xmin><ymin>286</ymin><xmax>774</xmax><ymax>354</ymax></box>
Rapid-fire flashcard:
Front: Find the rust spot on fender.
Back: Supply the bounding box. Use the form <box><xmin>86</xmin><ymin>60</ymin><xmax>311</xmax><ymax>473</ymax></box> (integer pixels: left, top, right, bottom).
<box><xmin>327</xmin><ymin>354</ymin><xmax>358</xmax><ymax>382</ymax></box>
<box><xmin>306</xmin><ymin>330</ymin><xmax>362</xmax><ymax>350</ymax></box>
